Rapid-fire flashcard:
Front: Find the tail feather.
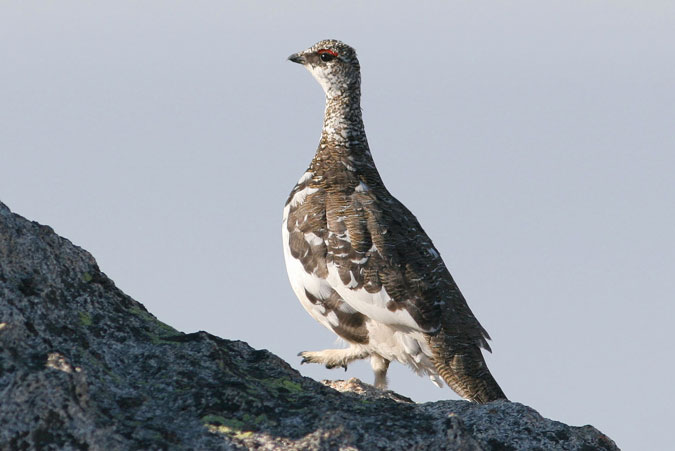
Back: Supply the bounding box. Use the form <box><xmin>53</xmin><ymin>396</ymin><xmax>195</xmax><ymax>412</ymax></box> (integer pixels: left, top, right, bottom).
<box><xmin>427</xmin><ymin>334</ymin><xmax>507</xmax><ymax>403</ymax></box>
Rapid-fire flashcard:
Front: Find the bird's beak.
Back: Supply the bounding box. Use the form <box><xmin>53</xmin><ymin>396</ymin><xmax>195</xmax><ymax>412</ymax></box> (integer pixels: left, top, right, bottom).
<box><xmin>288</xmin><ymin>53</ymin><xmax>306</xmax><ymax>65</ymax></box>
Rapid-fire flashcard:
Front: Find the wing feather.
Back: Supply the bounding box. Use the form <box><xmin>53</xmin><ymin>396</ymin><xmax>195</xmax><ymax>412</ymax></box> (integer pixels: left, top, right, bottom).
<box><xmin>324</xmin><ymin>185</ymin><xmax>490</xmax><ymax>349</ymax></box>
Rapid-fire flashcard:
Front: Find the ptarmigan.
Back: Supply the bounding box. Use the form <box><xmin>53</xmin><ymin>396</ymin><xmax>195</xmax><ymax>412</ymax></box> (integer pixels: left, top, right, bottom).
<box><xmin>283</xmin><ymin>39</ymin><xmax>506</xmax><ymax>403</ymax></box>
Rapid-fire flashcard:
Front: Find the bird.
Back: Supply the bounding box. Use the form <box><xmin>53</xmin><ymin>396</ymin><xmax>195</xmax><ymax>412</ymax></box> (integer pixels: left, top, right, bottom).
<box><xmin>282</xmin><ymin>39</ymin><xmax>506</xmax><ymax>403</ymax></box>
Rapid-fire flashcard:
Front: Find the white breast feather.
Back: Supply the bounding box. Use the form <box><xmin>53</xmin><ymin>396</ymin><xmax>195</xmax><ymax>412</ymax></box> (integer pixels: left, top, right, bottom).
<box><xmin>289</xmin><ymin>186</ymin><xmax>318</xmax><ymax>208</ymax></box>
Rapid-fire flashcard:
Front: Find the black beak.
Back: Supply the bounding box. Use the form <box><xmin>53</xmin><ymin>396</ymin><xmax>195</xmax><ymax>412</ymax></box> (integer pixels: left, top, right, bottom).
<box><xmin>288</xmin><ymin>53</ymin><xmax>306</xmax><ymax>64</ymax></box>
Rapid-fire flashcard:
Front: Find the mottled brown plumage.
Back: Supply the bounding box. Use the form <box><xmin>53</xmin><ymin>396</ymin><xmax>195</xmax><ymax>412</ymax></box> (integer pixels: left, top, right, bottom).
<box><xmin>283</xmin><ymin>40</ymin><xmax>506</xmax><ymax>402</ymax></box>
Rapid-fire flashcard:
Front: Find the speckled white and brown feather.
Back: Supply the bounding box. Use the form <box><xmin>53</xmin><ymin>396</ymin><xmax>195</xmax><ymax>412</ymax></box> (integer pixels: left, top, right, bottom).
<box><xmin>283</xmin><ymin>40</ymin><xmax>506</xmax><ymax>403</ymax></box>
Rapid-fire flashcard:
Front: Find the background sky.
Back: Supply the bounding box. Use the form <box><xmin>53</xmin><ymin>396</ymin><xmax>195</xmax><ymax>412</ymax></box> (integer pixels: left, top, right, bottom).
<box><xmin>2</xmin><ymin>2</ymin><xmax>673</xmax><ymax>449</ymax></box>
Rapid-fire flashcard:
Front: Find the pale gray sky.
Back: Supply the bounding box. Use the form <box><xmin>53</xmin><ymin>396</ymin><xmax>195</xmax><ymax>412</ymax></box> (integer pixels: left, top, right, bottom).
<box><xmin>2</xmin><ymin>2</ymin><xmax>674</xmax><ymax>449</ymax></box>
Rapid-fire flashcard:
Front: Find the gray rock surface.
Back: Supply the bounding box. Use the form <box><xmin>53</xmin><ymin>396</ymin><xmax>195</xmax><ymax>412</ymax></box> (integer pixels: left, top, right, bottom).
<box><xmin>0</xmin><ymin>200</ymin><xmax>618</xmax><ymax>450</ymax></box>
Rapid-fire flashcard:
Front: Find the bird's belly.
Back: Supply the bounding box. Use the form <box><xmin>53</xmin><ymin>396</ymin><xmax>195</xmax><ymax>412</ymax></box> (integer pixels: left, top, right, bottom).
<box><xmin>362</xmin><ymin>320</ymin><xmax>437</xmax><ymax>374</ymax></box>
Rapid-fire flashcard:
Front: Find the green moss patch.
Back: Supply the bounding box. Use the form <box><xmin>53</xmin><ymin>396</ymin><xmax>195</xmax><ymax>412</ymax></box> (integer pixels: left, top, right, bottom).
<box><xmin>78</xmin><ymin>312</ymin><xmax>92</xmax><ymax>327</ymax></box>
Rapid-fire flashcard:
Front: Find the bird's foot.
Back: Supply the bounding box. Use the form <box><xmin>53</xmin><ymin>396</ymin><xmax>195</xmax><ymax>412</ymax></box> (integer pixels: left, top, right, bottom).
<box><xmin>298</xmin><ymin>349</ymin><xmax>364</xmax><ymax>371</ymax></box>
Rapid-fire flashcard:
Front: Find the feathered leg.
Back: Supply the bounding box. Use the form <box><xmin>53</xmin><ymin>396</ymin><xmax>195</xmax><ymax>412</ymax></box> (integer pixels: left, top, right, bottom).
<box><xmin>298</xmin><ymin>346</ymin><xmax>369</xmax><ymax>370</ymax></box>
<box><xmin>370</xmin><ymin>354</ymin><xmax>390</xmax><ymax>389</ymax></box>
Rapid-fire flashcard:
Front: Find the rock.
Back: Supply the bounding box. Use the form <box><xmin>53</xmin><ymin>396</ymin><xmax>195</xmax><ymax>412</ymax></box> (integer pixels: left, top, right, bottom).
<box><xmin>0</xmin><ymin>200</ymin><xmax>618</xmax><ymax>450</ymax></box>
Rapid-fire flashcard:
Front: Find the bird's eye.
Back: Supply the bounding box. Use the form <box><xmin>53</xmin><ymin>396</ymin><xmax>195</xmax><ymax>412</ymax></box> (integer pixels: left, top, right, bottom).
<box><xmin>318</xmin><ymin>49</ymin><xmax>337</xmax><ymax>62</ymax></box>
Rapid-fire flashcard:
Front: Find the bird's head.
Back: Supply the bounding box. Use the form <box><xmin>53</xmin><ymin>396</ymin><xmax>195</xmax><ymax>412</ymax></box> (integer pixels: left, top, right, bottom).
<box><xmin>288</xmin><ymin>39</ymin><xmax>361</xmax><ymax>98</ymax></box>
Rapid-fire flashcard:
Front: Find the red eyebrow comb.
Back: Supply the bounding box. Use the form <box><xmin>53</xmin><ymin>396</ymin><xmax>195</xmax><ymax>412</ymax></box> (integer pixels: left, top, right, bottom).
<box><xmin>318</xmin><ymin>49</ymin><xmax>338</xmax><ymax>57</ymax></box>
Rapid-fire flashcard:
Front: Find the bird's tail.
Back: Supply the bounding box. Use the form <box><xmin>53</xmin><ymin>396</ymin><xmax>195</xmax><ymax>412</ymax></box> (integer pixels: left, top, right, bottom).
<box><xmin>427</xmin><ymin>334</ymin><xmax>507</xmax><ymax>404</ymax></box>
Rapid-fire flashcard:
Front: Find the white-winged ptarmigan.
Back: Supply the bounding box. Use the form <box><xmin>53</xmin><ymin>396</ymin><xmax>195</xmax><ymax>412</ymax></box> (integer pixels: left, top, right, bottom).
<box><xmin>283</xmin><ymin>39</ymin><xmax>506</xmax><ymax>403</ymax></box>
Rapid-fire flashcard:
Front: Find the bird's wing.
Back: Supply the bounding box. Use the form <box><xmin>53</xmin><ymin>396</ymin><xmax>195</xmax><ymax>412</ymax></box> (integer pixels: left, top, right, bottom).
<box><xmin>324</xmin><ymin>185</ymin><xmax>490</xmax><ymax>349</ymax></box>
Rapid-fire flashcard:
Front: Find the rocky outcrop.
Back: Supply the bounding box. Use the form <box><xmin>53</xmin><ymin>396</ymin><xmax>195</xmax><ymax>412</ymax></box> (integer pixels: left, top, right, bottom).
<box><xmin>0</xmin><ymin>201</ymin><xmax>618</xmax><ymax>450</ymax></box>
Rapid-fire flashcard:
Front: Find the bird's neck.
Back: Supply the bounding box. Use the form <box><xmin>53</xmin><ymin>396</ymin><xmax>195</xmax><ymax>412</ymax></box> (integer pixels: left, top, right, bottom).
<box><xmin>320</xmin><ymin>89</ymin><xmax>368</xmax><ymax>150</ymax></box>
<box><xmin>307</xmin><ymin>88</ymin><xmax>384</xmax><ymax>190</ymax></box>
<box><xmin>311</xmin><ymin>89</ymin><xmax>377</xmax><ymax>178</ymax></box>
